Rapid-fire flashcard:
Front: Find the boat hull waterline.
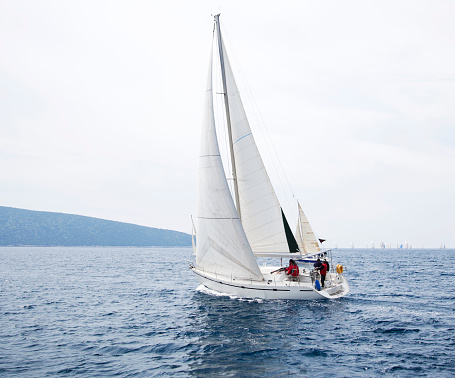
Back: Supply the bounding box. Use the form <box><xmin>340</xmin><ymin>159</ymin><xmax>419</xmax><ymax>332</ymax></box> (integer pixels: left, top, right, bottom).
<box><xmin>192</xmin><ymin>267</ymin><xmax>350</xmax><ymax>300</ymax></box>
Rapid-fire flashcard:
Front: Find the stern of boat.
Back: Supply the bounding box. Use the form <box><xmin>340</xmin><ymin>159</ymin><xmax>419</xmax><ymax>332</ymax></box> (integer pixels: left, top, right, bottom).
<box><xmin>316</xmin><ymin>272</ymin><xmax>350</xmax><ymax>299</ymax></box>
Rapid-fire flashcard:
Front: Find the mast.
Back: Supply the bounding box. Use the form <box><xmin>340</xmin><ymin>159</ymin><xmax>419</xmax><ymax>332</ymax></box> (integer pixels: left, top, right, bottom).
<box><xmin>214</xmin><ymin>14</ymin><xmax>241</xmax><ymax>220</ymax></box>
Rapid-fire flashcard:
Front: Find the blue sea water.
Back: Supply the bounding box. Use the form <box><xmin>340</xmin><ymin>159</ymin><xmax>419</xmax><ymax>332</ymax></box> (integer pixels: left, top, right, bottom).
<box><xmin>0</xmin><ymin>247</ymin><xmax>454</xmax><ymax>377</ymax></box>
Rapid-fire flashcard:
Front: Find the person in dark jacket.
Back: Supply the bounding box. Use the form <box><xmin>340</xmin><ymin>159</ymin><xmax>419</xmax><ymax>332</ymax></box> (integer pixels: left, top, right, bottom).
<box><xmin>313</xmin><ymin>258</ymin><xmax>322</xmax><ymax>269</ymax></box>
<box><xmin>323</xmin><ymin>258</ymin><xmax>330</xmax><ymax>272</ymax></box>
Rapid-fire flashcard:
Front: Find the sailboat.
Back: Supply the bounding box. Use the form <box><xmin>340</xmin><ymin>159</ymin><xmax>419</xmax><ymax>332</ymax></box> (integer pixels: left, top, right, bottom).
<box><xmin>190</xmin><ymin>15</ymin><xmax>349</xmax><ymax>300</ymax></box>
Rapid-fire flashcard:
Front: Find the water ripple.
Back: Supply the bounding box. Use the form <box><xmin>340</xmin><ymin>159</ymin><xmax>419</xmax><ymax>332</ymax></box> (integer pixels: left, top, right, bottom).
<box><xmin>0</xmin><ymin>246</ymin><xmax>454</xmax><ymax>376</ymax></box>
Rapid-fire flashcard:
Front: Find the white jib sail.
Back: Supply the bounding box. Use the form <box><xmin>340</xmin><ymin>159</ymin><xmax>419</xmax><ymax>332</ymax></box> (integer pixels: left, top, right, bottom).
<box><xmin>196</xmin><ymin>46</ymin><xmax>263</xmax><ymax>281</ymax></box>
<box><xmin>219</xmin><ymin>36</ymin><xmax>290</xmax><ymax>254</ymax></box>
<box><xmin>295</xmin><ymin>202</ymin><xmax>321</xmax><ymax>254</ymax></box>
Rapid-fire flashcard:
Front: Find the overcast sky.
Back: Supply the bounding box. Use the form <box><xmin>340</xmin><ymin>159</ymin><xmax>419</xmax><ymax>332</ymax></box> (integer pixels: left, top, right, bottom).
<box><xmin>1</xmin><ymin>0</ymin><xmax>454</xmax><ymax>248</ymax></box>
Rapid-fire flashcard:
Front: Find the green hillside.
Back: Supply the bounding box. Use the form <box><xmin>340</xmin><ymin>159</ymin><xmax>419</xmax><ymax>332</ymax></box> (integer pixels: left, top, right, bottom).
<box><xmin>0</xmin><ymin>206</ymin><xmax>191</xmax><ymax>247</ymax></box>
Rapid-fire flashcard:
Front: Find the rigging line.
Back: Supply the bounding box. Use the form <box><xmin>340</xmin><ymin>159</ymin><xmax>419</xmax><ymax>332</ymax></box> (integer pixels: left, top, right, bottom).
<box><xmin>220</xmin><ymin>21</ymin><xmax>298</xmax><ymax>227</ymax></box>
<box><xmin>239</xmin><ymin>70</ymin><xmax>297</xmax><ymax>223</ymax></box>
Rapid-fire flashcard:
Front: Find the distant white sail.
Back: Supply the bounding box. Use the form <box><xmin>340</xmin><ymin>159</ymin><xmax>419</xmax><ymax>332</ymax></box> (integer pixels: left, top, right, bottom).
<box><xmin>195</xmin><ymin>47</ymin><xmax>263</xmax><ymax>281</ymax></box>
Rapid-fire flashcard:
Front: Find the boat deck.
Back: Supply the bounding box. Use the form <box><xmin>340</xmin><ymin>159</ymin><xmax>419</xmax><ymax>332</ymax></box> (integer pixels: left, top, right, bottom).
<box><xmin>192</xmin><ymin>266</ymin><xmax>349</xmax><ymax>300</ymax></box>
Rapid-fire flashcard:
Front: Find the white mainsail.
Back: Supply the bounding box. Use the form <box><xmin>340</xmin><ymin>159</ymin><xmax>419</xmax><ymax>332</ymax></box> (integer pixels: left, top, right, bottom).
<box><xmin>295</xmin><ymin>202</ymin><xmax>321</xmax><ymax>254</ymax></box>
<box><xmin>195</xmin><ymin>45</ymin><xmax>263</xmax><ymax>281</ymax></box>
<box><xmin>219</xmin><ymin>32</ymin><xmax>294</xmax><ymax>254</ymax></box>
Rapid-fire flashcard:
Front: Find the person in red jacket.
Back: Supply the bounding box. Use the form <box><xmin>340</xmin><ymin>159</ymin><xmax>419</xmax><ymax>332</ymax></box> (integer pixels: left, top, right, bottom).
<box><xmin>285</xmin><ymin>259</ymin><xmax>299</xmax><ymax>277</ymax></box>
<box><xmin>317</xmin><ymin>260</ymin><xmax>328</xmax><ymax>288</ymax></box>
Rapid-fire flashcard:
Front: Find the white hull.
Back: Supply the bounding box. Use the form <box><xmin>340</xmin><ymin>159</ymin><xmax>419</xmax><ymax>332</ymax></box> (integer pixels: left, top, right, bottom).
<box><xmin>191</xmin><ymin>266</ymin><xmax>349</xmax><ymax>300</ymax></box>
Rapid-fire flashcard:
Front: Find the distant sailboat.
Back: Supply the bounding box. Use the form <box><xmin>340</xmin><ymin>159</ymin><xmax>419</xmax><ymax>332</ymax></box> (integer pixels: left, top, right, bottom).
<box><xmin>190</xmin><ymin>14</ymin><xmax>349</xmax><ymax>300</ymax></box>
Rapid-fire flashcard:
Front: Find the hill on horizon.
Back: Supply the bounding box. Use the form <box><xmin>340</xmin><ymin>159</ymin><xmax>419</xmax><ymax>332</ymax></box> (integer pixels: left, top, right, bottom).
<box><xmin>0</xmin><ymin>206</ymin><xmax>191</xmax><ymax>247</ymax></box>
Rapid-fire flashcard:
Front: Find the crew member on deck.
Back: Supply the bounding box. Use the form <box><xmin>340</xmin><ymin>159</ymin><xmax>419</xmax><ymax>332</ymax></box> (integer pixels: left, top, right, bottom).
<box><xmin>313</xmin><ymin>258</ymin><xmax>322</xmax><ymax>269</ymax></box>
<box><xmin>317</xmin><ymin>260</ymin><xmax>328</xmax><ymax>288</ymax></box>
<box><xmin>323</xmin><ymin>258</ymin><xmax>330</xmax><ymax>272</ymax></box>
<box><xmin>286</xmin><ymin>259</ymin><xmax>299</xmax><ymax>277</ymax></box>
